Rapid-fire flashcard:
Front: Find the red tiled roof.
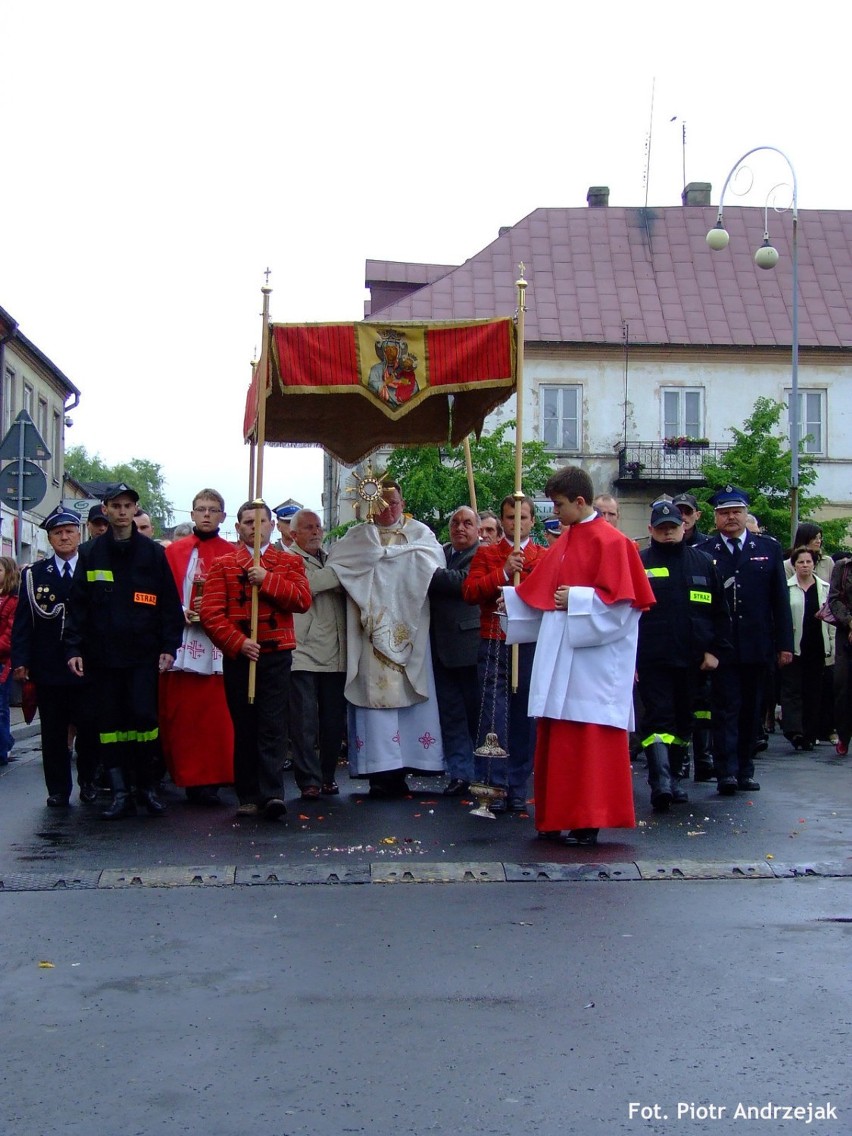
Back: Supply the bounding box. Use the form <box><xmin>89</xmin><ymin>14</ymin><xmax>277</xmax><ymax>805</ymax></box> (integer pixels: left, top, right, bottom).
<box><xmin>368</xmin><ymin>206</ymin><xmax>852</xmax><ymax>349</ymax></box>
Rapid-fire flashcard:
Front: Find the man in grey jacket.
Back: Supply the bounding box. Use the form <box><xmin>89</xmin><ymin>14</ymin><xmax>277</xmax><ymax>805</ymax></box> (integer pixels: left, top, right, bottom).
<box><xmin>289</xmin><ymin>510</ymin><xmax>347</xmax><ymax>798</ymax></box>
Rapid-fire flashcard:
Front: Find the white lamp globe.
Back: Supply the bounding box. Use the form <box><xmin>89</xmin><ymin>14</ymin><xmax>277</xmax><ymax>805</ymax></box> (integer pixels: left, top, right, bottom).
<box><xmin>706</xmin><ymin>225</ymin><xmax>730</xmax><ymax>251</ymax></box>
<box><xmin>754</xmin><ymin>242</ymin><xmax>780</xmax><ymax>270</ymax></box>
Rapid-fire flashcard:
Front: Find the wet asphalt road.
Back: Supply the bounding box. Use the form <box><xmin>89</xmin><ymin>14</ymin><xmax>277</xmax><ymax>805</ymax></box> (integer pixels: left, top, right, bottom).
<box><xmin>1</xmin><ymin>729</ymin><xmax>850</xmax><ymax>879</ymax></box>
<box><xmin>2</xmin><ymin>731</ymin><xmax>851</xmax><ymax>1135</ymax></box>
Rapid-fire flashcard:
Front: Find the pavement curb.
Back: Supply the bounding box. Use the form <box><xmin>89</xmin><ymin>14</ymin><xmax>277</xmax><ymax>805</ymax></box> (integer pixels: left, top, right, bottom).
<box><xmin>1</xmin><ymin>859</ymin><xmax>851</xmax><ymax>892</ymax></box>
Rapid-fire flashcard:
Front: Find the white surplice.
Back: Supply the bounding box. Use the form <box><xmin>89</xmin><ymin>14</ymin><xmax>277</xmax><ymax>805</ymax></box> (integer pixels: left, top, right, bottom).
<box><xmin>502</xmin><ymin>586</ymin><xmax>639</xmax><ymax>731</ymax></box>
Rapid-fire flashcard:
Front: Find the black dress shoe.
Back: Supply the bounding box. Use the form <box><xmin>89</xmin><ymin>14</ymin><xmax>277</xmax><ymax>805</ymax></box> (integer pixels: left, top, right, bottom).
<box><xmin>46</xmin><ymin>794</ymin><xmax>70</xmax><ymax>808</ymax></box>
<box><xmin>78</xmin><ymin>783</ymin><xmax>98</xmax><ymax>804</ymax></box>
<box><xmin>507</xmin><ymin>797</ymin><xmax>528</xmax><ymax>811</ymax></box>
<box><xmin>368</xmin><ymin>775</ymin><xmax>411</xmax><ymax>799</ymax></box>
<box><xmin>563</xmin><ymin>828</ymin><xmax>599</xmax><ymax>846</ymax></box>
<box><xmin>443</xmin><ymin>778</ymin><xmax>469</xmax><ymax>796</ymax></box>
<box><xmin>717</xmin><ymin>777</ymin><xmax>738</xmax><ymax>796</ymax></box>
<box><xmin>536</xmin><ymin>830</ymin><xmax>563</xmax><ymax>841</ymax></box>
<box><xmin>737</xmin><ymin>778</ymin><xmax>760</xmax><ymax>791</ymax></box>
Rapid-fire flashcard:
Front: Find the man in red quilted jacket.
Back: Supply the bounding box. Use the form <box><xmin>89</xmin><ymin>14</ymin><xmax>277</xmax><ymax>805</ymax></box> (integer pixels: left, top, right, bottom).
<box><xmin>201</xmin><ymin>501</ymin><xmax>311</xmax><ymax>820</ymax></box>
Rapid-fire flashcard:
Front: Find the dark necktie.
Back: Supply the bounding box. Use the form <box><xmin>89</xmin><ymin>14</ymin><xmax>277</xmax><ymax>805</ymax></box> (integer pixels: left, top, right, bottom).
<box><xmin>730</xmin><ymin>537</ymin><xmax>742</xmax><ymax>567</ymax></box>
<box><xmin>63</xmin><ymin>562</ymin><xmax>73</xmax><ymax>580</ymax></box>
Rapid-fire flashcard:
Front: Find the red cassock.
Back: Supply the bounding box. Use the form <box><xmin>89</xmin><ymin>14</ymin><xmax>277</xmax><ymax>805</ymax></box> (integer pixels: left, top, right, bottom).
<box><xmin>159</xmin><ymin>534</ymin><xmax>235</xmax><ymax>788</ymax></box>
<box><xmin>516</xmin><ymin>518</ymin><xmax>655</xmax><ymax>833</ymax></box>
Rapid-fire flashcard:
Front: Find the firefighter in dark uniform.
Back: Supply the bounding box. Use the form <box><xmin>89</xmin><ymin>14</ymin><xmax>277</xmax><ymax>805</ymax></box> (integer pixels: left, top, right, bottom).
<box><xmin>11</xmin><ymin>506</ymin><xmax>99</xmax><ymax>807</ymax></box>
<box><xmin>672</xmin><ymin>491</ymin><xmax>715</xmax><ymax>780</ymax></box>
<box><xmin>705</xmin><ymin>485</ymin><xmax>793</xmax><ymax>795</ymax></box>
<box><xmin>637</xmin><ymin>500</ymin><xmax>731</xmax><ymax>811</ymax></box>
<box><xmin>65</xmin><ymin>484</ymin><xmax>184</xmax><ymax>819</ymax></box>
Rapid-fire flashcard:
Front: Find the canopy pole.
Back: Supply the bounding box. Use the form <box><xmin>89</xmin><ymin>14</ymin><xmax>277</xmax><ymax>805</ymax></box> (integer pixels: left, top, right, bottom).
<box><xmin>248</xmin><ymin>438</ymin><xmax>256</xmax><ymax>501</ymax></box>
<box><xmin>463</xmin><ymin>435</ymin><xmax>478</xmax><ymax>515</ymax></box>
<box><xmin>248</xmin><ymin>282</ymin><xmax>272</xmax><ymax>704</ymax></box>
<box><xmin>511</xmin><ymin>265</ymin><xmax>527</xmax><ymax>694</ymax></box>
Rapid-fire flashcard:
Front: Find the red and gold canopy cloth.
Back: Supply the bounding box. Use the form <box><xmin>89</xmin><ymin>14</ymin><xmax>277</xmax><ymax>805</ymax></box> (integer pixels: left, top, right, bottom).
<box><xmin>244</xmin><ymin>317</ymin><xmax>516</xmax><ymax>465</ymax></box>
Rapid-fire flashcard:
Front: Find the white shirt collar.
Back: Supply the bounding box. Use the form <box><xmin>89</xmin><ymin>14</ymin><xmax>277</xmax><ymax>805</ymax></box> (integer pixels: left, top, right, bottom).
<box><xmin>54</xmin><ymin>553</ymin><xmax>78</xmax><ymax>574</ymax></box>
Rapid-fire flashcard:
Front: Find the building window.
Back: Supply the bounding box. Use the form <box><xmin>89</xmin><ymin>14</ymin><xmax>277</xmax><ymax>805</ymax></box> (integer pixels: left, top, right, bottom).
<box><xmin>662</xmin><ymin>387</ymin><xmax>703</xmax><ymax>439</ymax></box>
<box><xmin>541</xmin><ymin>385</ymin><xmax>580</xmax><ymax>451</ymax></box>
<box><xmin>23</xmin><ymin>381</ymin><xmax>34</xmax><ymax>417</ymax></box>
<box><xmin>788</xmin><ymin>389</ymin><xmax>825</xmax><ymax>455</ymax></box>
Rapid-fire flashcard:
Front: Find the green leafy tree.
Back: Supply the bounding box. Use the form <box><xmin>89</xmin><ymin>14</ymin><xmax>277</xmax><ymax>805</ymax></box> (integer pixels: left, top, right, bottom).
<box><xmin>385</xmin><ymin>421</ymin><xmax>553</xmax><ymax>540</ymax></box>
<box><xmin>696</xmin><ymin>397</ymin><xmax>849</xmax><ymax>549</ymax></box>
<box><xmin>64</xmin><ymin>446</ymin><xmax>174</xmax><ymax>535</ymax></box>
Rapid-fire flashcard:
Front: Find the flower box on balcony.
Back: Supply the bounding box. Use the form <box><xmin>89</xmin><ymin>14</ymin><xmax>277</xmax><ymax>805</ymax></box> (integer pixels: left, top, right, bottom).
<box><xmin>663</xmin><ymin>436</ymin><xmax>710</xmax><ymax>451</ymax></box>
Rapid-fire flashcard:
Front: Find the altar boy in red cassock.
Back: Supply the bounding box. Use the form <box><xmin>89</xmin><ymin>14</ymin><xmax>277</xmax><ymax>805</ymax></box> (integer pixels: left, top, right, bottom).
<box><xmin>159</xmin><ymin>488</ymin><xmax>234</xmax><ymax>805</ymax></box>
<box><xmin>502</xmin><ymin>466</ymin><xmax>654</xmax><ymax>847</ymax></box>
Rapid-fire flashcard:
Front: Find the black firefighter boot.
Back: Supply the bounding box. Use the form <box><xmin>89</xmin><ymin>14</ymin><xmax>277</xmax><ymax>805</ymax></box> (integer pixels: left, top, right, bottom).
<box><xmin>669</xmin><ymin>743</ymin><xmax>690</xmax><ymax>803</ymax></box>
<box><xmin>101</xmin><ymin>767</ymin><xmax>137</xmax><ymax>820</ymax></box>
<box><xmin>136</xmin><ymin>762</ymin><xmax>167</xmax><ymax>816</ymax></box>
<box><xmin>646</xmin><ymin>740</ymin><xmax>673</xmax><ymax>813</ymax></box>
<box><xmin>692</xmin><ymin>726</ymin><xmax>715</xmax><ymax>782</ymax></box>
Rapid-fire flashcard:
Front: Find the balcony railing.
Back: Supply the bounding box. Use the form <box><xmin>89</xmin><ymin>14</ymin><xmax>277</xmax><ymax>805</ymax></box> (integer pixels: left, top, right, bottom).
<box><xmin>616</xmin><ymin>442</ymin><xmax>732</xmax><ymax>485</ymax></box>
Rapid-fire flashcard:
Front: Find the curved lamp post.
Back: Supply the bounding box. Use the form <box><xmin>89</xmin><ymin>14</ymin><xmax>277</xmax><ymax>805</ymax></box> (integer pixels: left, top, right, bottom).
<box><xmin>706</xmin><ymin>146</ymin><xmax>799</xmax><ymax>542</ymax></box>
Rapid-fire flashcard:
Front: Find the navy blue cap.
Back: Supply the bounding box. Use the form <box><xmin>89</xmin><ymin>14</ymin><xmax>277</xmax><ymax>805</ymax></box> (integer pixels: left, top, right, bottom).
<box><xmin>650</xmin><ymin>501</ymin><xmax>684</xmax><ymax>528</ymax></box>
<box><xmin>275</xmin><ymin>505</ymin><xmax>299</xmax><ymax>520</ymax></box>
<box><xmin>671</xmin><ymin>492</ymin><xmax>699</xmax><ymax>511</ymax></box>
<box><xmin>41</xmin><ymin>506</ymin><xmax>81</xmax><ymax>532</ymax></box>
<box><xmin>710</xmin><ymin>484</ymin><xmax>750</xmax><ymax>509</ymax></box>
<box><xmin>543</xmin><ymin>518</ymin><xmax>561</xmax><ymax>533</ymax></box>
<box><xmin>102</xmin><ymin>482</ymin><xmax>140</xmax><ymax>503</ymax></box>
<box><xmin>87</xmin><ymin>505</ymin><xmax>107</xmax><ymax>523</ymax></box>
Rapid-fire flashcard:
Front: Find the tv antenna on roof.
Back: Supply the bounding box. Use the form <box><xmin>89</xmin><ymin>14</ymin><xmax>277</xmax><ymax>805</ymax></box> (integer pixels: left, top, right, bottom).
<box><xmin>642</xmin><ymin>77</ymin><xmax>655</xmax><ymax>209</ymax></box>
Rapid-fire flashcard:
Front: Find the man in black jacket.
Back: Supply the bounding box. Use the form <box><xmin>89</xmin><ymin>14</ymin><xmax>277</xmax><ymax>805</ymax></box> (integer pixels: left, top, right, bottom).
<box><xmin>65</xmin><ymin>484</ymin><xmax>184</xmax><ymax>819</ymax></box>
<box><xmin>428</xmin><ymin>506</ymin><xmax>481</xmax><ymax>795</ymax></box>
<box><xmin>12</xmin><ymin>506</ymin><xmax>98</xmax><ymax>807</ymax></box>
<box><xmin>637</xmin><ymin>500</ymin><xmax>731</xmax><ymax>811</ymax></box>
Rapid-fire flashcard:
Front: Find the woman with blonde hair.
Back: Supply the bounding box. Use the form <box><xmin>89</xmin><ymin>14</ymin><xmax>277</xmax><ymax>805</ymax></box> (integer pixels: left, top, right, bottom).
<box><xmin>0</xmin><ymin>556</ymin><xmax>21</xmax><ymax>764</ymax></box>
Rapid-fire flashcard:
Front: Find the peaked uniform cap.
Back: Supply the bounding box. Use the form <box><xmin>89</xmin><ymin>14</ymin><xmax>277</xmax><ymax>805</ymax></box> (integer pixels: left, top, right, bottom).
<box><xmin>41</xmin><ymin>506</ymin><xmax>81</xmax><ymax>531</ymax></box>
<box><xmin>710</xmin><ymin>485</ymin><xmax>750</xmax><ymax>509</ymax></box>
<box><xmin>650</xmin><ymin>501</ymin><xmax>684</xmax><ymax>527</ymax></box>
<box><xmin>102</xmin><ymin>483</ymin><xmax>140</xmax><ymax>503</ymax></box>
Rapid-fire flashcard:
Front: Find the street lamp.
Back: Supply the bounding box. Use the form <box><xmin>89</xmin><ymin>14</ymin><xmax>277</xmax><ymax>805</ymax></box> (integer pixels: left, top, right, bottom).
<box><xmin>706</xmin><ymin>146</ymin><xmax>799</xmax><ymax>542</ymax></box>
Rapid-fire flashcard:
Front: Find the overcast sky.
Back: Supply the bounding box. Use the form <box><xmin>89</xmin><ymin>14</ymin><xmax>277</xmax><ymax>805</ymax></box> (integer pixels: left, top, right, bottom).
<box><xmin>1</xmin><ymin>0</ymin><xmax>846</xmax><ymax>526</ymax></box>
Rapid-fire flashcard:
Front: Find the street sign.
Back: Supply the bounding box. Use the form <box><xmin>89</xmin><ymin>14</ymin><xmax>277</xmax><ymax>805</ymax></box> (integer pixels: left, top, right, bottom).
<box><xmin>63</xmin><ymin>496</ymin><xmax>102</xmax><ymax>519</ymax></box>
<box><xmin>0</xmin><ymin>409</ymin><xmax>51</xmax><ymax>461</ymax></box>
<box><xmin>0</xmin><ymin>460</ymin><xmax>48</xmax><ymax>508</ymax></box>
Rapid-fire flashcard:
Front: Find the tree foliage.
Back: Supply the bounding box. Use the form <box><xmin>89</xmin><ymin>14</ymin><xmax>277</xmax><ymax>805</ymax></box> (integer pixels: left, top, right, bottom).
<box><xmin>385</xmin><ymin>421</ymin><xmax>553</xmax><ymax>540</ymax></box>
<box><xmin>64</xmin><ymin>446</ymin><xmax>174</xmax><ymax>534</ymax></box>
<box><xmin>696</xmin><ymin>397</ymin><xmax>849</xmax><ymax>549</ymax></box>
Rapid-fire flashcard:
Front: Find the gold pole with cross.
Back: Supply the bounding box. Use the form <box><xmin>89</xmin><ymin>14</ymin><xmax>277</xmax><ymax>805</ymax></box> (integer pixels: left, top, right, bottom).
<box><xmin>511</xmin><ymin>265</ymin><xmax>527</xmax><ymax>693</ymax></box>
<box><xmin>248</xmin><ymin>281</ymin><xmax>272</xmax><ymax>703</ymax></box>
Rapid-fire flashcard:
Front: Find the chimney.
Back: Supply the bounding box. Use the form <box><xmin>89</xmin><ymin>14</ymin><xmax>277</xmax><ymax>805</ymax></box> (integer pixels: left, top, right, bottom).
<box><xmin>587</xmin><ymin>186</ymin><xmax>609</xmax><ymax>207</ymax></box>
<box><xmin>498</xmin><ymin>226</ymin><xmax>512</xmax><ymax>237</ymax></box>
<box><xmin>681</xmin><ymin>181</ymin><xmax>712</xmax><ymax>206</ymax></box>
